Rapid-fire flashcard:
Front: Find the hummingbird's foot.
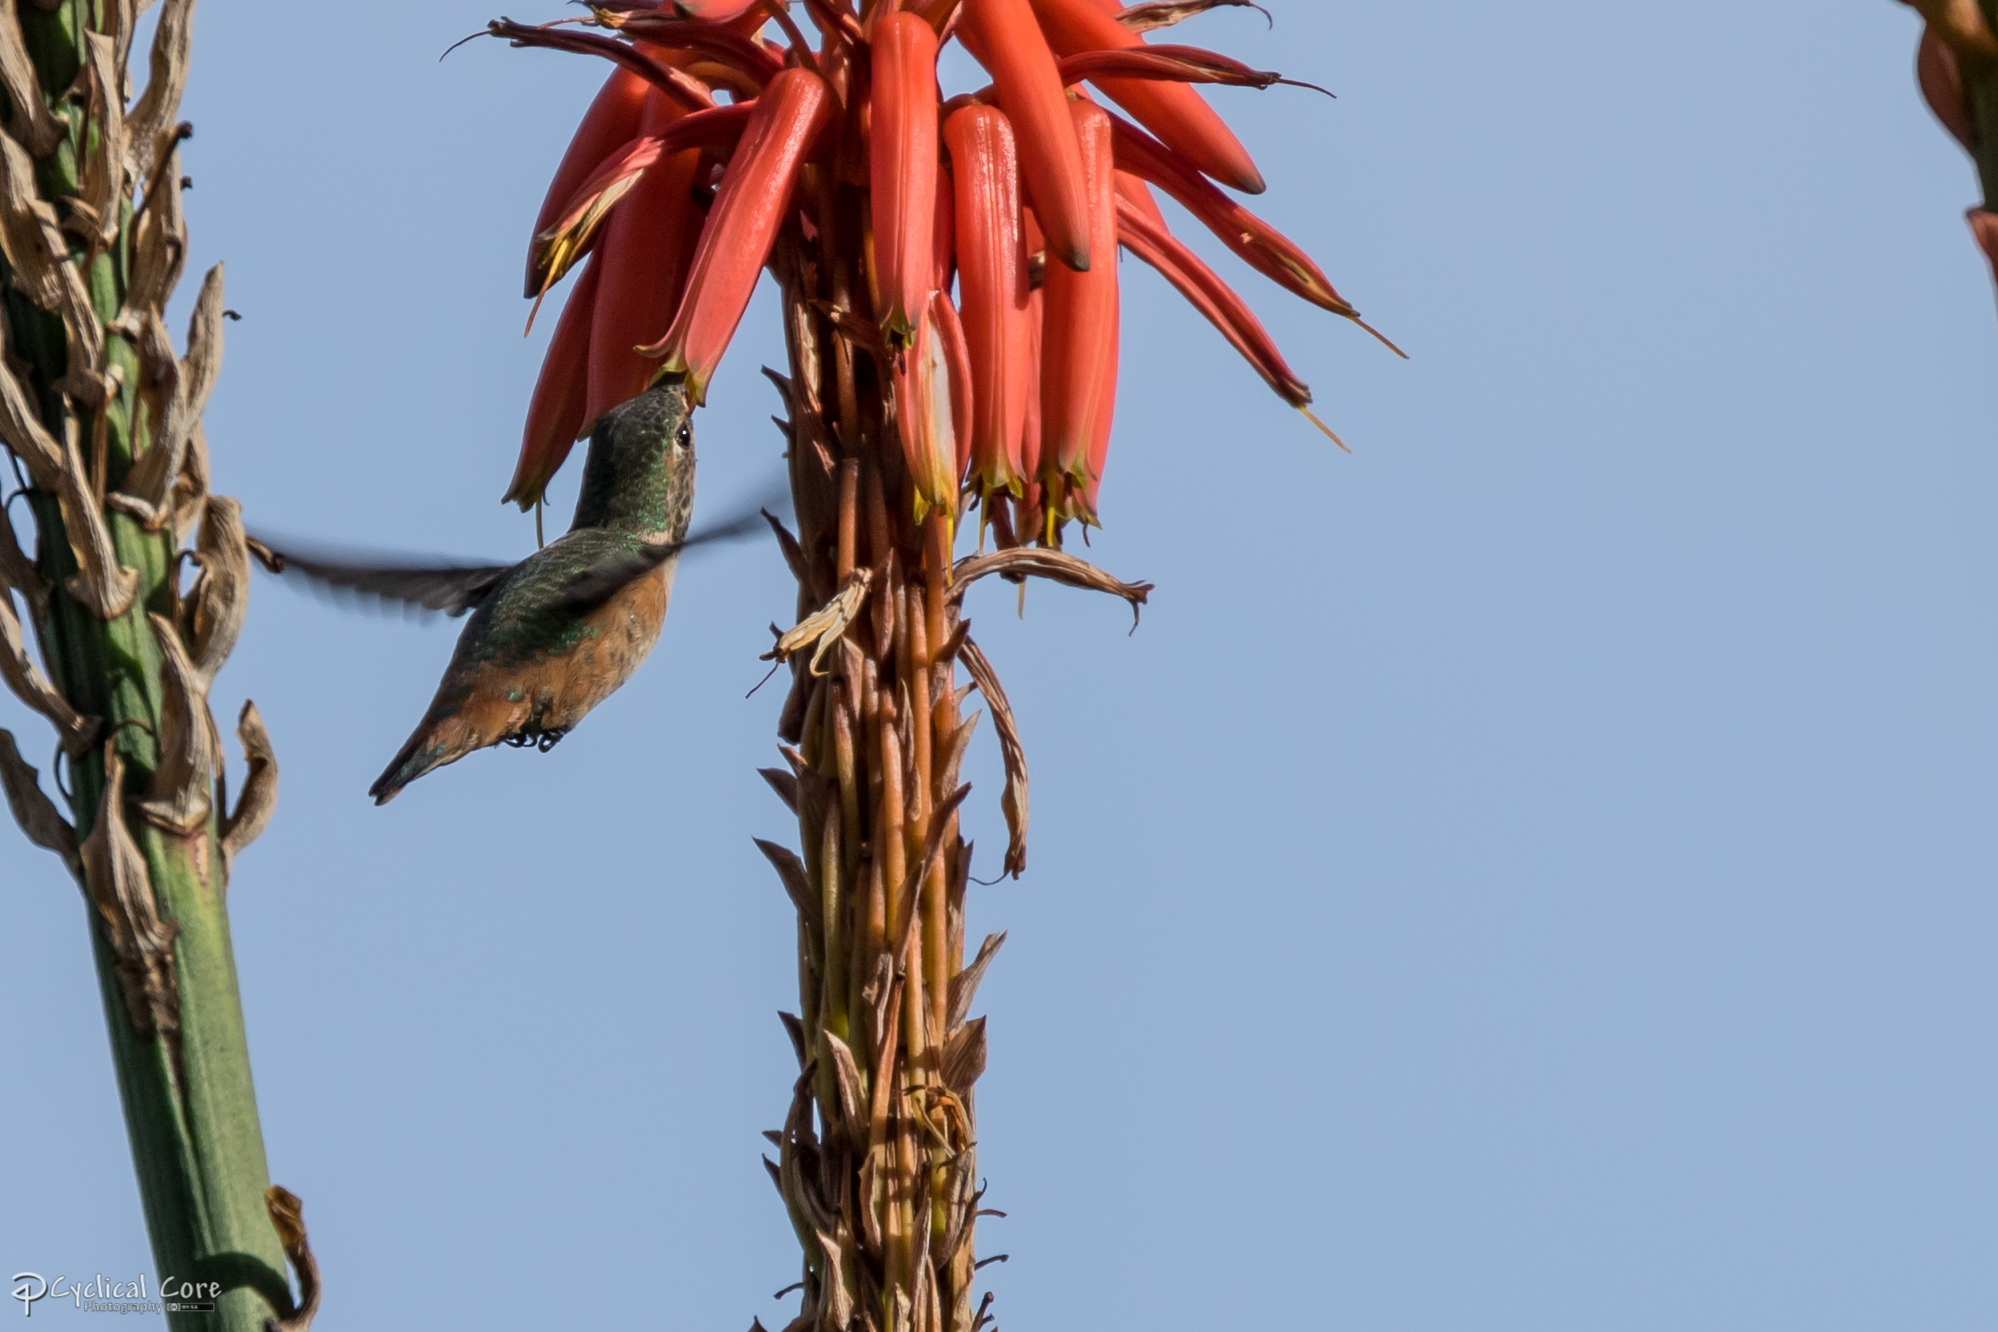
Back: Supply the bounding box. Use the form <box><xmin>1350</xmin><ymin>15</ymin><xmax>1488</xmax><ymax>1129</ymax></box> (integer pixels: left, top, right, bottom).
<box><xmin>502</xmin><ymin>726</ymin><xmax>569</xmax><ymax>754</ymax></box>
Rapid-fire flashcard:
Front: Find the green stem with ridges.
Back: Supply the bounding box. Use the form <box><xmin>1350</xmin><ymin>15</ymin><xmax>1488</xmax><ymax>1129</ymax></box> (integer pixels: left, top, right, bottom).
<box><xmin>9</xmin><ymin>4</ymin><xmax>291</xmax><ymax>1328</ymax></box>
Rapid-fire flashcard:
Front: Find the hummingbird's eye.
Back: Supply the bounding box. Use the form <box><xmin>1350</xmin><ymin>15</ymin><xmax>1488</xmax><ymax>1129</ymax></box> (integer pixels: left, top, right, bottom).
<box><xmin>676</xmin><ymin>423</ymin><xmax>692</xmax><ymax>451</ymax></box>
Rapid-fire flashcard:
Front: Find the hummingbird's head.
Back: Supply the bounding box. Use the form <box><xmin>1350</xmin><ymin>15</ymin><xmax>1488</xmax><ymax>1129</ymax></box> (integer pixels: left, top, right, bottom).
<box><xmin>573</xmin><ymin>374</ymin><xmax>696</xmax><ymax>536</ymax></box>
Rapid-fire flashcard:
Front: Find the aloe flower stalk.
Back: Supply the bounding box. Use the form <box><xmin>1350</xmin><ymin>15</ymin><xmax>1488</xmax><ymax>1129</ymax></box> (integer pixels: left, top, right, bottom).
<box><xmin>0</xmin><ymin>6</ymin><xmax>317</xmax><ymax>1329</ymax></box>
<box><xmin>488</xmin><ymin>1</ymin><xmax>1393</xmax><ymax>1324</ymax></box>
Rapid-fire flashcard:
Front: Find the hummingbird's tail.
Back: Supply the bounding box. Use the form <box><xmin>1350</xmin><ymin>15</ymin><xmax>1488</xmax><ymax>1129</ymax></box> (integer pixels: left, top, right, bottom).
<box><xmin>369</xmin><ymin>708</ymin><xmax>485</xmax><ymax>805</ymax></box>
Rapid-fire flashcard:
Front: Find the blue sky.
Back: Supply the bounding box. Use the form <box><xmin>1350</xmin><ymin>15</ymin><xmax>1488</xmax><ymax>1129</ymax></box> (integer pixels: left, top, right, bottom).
<box><xmin>4</xmin><ymin>3</ymin><xmax>1995</xmax><ymax>1328</ymax></box>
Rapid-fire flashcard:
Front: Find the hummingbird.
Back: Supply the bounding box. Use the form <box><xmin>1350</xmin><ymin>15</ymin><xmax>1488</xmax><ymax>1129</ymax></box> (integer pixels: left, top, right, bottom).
<box><xmin>255</xmin><ymin>375</ymin><xmax>764</xmax><ymax>804</ymax></box>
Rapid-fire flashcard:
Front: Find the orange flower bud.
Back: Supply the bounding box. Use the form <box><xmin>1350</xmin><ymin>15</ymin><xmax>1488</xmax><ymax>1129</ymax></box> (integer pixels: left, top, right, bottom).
<box><xmin>504</xmin><ymin>256</ymin><xmax>601</xmax><ymax>508</ymax></box>
<box><xmin>1027</xmin><ymin>0</ymin><xmax>1264</xmax><ymax>194</ymax></box>
<box><xmin>960</xmin><ymin>0</ymin><xmax>1094</xmax><ymax>272</ymax></box>
<box><xmin>945</xmin><ymin>104</ymin><xmax>1032</xmax><ymax>500</ymax></box>
<box><xmin>1038</xmin><ymin>99</ymin><xmax>1117</xmax><ymax>490</ymax></box>
<box><xmin>526</xmin><ymin>68</ymin><xmax>649</xmax><ymax>297</ymax></box>
<box><xmin>645</xmin><ymin>67</ymin><xmax>832</xmax><ymax>403</ymax></box>
<box><xmin>871</xmin><ymin>12</ymin><xmax>943</xmax><ymax>345</ymax></box>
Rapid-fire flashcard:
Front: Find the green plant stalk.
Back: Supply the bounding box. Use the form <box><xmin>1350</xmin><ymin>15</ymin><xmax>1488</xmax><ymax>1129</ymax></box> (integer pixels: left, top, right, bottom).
<box><xmin>11</xmin><ymin>5</ymin><xmax>289</xmax><ymax>1329</ymax></box>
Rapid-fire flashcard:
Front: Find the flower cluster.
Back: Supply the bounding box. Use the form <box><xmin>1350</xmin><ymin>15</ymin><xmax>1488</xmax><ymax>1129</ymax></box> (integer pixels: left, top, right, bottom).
<box><xmin>498</xmin><ymin>0</ymin><xmax>1394</xmax><ymax>544</ymax></box>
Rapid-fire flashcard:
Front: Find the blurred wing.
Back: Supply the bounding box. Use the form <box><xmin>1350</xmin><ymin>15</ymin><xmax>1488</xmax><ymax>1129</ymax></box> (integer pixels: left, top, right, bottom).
<box><xmin>542</xmin><ymin>499</ymin><xmax>787</xmax><ymax>617</ymax></box>
<box><xmin>249</xmin><ymin>535</ymin><xmax>515</xmax><ymax>617</ymax></box>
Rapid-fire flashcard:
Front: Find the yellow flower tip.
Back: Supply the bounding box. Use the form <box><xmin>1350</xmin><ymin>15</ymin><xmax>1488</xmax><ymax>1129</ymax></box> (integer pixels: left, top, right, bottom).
<box><xmin>1352</xmin><ymin>316</ymin><xmax>1408</xmax><ymax>361</ymax></box>
<box><xmin>1300</xmin><ymin>405</ymin><xmax>1350</xmax><ymax>453</ymax></box>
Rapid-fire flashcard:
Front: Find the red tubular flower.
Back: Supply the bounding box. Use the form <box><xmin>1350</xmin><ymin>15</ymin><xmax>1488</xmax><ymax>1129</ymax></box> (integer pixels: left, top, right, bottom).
<box><xmin>1108</xmin><ymin>111</ymin><xmax>1370</xmax><ymax>327</ymax></box>
<box><xmin>1113</xmin><ymin>174</ymin><xmax>1343</xmax><ymax>446</ymax></box>
<box><xmin>671</xmin><ymin>0</ymin><xmax>762</xmax><ymax>20</ymax></box>
<box><xmin>1037</xmin><ymin>98</ymin><xmax>1117</xmax><ymax>496</ymax></box>
<box><xmin>525</xmin><ymin>101</ymin><xmax>753</xmax><ymax>320</ymax></box>
<box><xmin>945</xmin><ymin>104</ymin><xmax>1031</xmax><ymax>500</ymax></box>
<box><xmin>504</xmin><ymin>256</ymin><xmax>601</xmax><ymax>507</ymax></box>
<box><xmin>871</xmin><ymin>12</ymin><xmax>943</xmax><ymax>345</ymax></box>
<box><xmin>587</xmin><ymin>117</ymin><xmax>707</xmax><ymax>430</ymax></box>
<box><xmin>645</xmin><ymin>67</ymin><xmax>832</xmax><ymax>403</ymax></box>
<box><xmin>1077</xmin><ymin>297</ymin><xmax>1118</xmax><ymax>522</ymax></box>
<box><xmin>894</xmin><ymin>295</ymin><xmax>963</xmax><ymax>525</ymax></box>
<box><xmin>1027</xmin><ymin>0</ymin><xmax>1265</xmax><ymax>194</ymax></box>
<box><xmin>960</xmin><ymin>0</ymin><xmax>1093</xmax><ymax>272</ymax></box>
<box><xmin>525</xmin><ymin>67</ymin><xmax>649</xmax><ymax>296</ymax></box>
<box><xmin>1008</xmin><ymin>279</ymin><xmax>1046</xmax><ymax>545</ymax></box>
<box><xmin>933</xmin><ymin>290</ymin><xmax>976</xmax><ymax>480</ymax></box>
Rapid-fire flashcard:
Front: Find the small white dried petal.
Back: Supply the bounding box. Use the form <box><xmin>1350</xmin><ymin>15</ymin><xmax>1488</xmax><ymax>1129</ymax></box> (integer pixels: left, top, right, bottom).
<box><xmin>763</xmin><ymin>567</ymin><xmax>874</xmax><ymax>677</ymax></box>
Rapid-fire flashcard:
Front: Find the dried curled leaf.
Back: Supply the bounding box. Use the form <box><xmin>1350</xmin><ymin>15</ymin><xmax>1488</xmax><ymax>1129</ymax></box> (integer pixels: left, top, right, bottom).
<box><xmin>946</xmin><ymin>931</ymin><xmax>1007</xmax><ymax>1032</ymax></box>
<box><xmin>126</xmin><ymin>0</ymin><xmax>194</xmax><ymax>190</ymax></box>
<box><xmin>172</xmin><ymin>420</ymin><xmax>212</xmax><ymax>544</ymax></box>
<box><xmin>77</xmin><ymin>33</ymin><xmax>128</xmax><ymax>246</ymax></box>
<box><xmin>0</xmin><ymin>579</ymin><xmax>97</xmax><ymax>755</ymax></box>
<box><xmin>0</xmin><ymin>3</ymin><xmax>60</xmax><ymax>157</ymax></box>
<box><xmin>813</xmin><ymin>1226</ymin><xmax>856</xmax><ymax>1332</ymax></box>
<box><xmin>138</xmin><ymin>612</ymin><xmax>215</xmax><ymax>834</ymax></box>
<box><xmin>264</xmin><ymin>1185</ymin><xmax>322</xmax><ymax>1332</ymax></box>
<box><xmin>822</xmin><ymin>1029</ymin><xmax>866</xmax><ymax>1140</ymax></box>
<box><xmin>0</xmin><ymin>126</ymin><xmax>73</xmax><ymax>312</ymax></box>
<box><xmin>763</xmin><ymin>567</ymin><xmax>874</xmax><ymax>677</ymax></box>
<box><xmin>123</xmin><ymin>161</ymin><xmax>187</xmax><ymax>333</ymax></box>
<box><xmin>759</xmin><ymin>764</ymin><xmax>800</xmax><ymax>814</ymax></box>
<box><xmin>120</xmin><ymin>265</ymin><xmax>223</xmax><ymax>525</ymax></box>
<box><xmin>960</xmin><ymin>638</ymin><xmax>1027</xmax><ymax>878</ymax></box>
<box><xmin>53</xmin><ymin>419</ymin><xmax>138</xmax><ymax>619</ymax></box>
<box><xmin>0</xmin><ymin>727</ymin><xmax>79</xmax><ymax>877</ymax></box>
<box><xmin>940</xmin><ymin>1016</ymin><xmax>987</xmax><ymax>1095</ymax></box>
<box><xmin>220</xmin><ymin>700</ymin><xmax>276</xmax><ymax>869</ymax></box>
<box><xmin>756</xmin><ymin>836</ymin><xmax>822</xmax><ymax>930</ymax></box>
<box><xmin>1116</xmin><ymin>0</ymin><xmax>1273</xmax><ymax>34</ymax></box>
<box><xmin>1058</xmin><ymin>44</ymin><xmax>1327</xmax><ymax>96</ymax></box>
<box><xmin>184</xmin><ymin>494</ymin><xmax>249</xmax><ymax>687</ymax></box>
<box><xmin>0</xmin><ymin>342</ymin><xmax>61</xmax><ymax>487</ymax></box>
<box><xmin>0</xmin><ymin>505</ymin><xmax>46</xmax><ymax>626</ymax></box>
<box><xmin>81</xmin><ymin>746</ymin><xmax>180</xmax><ymax>1040</ymax></box>
<box><xmin>949</xmin><ymin>547</ymin><xmax>1152</xmax><ymax>629</ymax></box>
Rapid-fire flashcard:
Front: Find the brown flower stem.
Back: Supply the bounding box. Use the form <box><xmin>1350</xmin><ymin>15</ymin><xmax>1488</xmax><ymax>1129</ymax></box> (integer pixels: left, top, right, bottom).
<box><xmin>767</xmin><ymin>215</ymin><xmax>990</xmax><ymax>1329</ymax></box>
